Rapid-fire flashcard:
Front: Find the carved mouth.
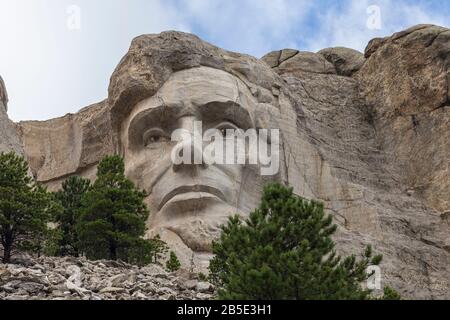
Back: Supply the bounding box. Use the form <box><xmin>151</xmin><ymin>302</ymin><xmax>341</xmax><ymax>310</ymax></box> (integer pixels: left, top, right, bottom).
<box><xmin>159</xmin><ymin>185</ymin><xmax>226</xmax><ymax>210</ymax></box>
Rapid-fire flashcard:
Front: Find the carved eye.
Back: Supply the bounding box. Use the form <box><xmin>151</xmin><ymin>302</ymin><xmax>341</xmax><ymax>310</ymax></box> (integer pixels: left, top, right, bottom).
<box><xmin>219</xmin><ymin>128</ymin><xmax>229</xmax><ymax>137</ymax></box>
<box><xmin>217</xmin><ymin>122</ymin><xmax>238</xmax><ymax>138</ymax></box>
<box><xmin>143</xmin><ymin>129</ymin><xmax>170</xmax><ymax>147</ymax></box>
<box><xmin>148</xmin><ymin>136</ymin><xmax>164</xmax><ymax>143</ymax></box>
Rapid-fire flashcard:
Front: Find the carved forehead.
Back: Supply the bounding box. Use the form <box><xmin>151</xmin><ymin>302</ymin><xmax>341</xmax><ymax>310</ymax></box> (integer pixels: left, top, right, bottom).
<box><xmin>126</xmin><ymin>66</ymin><xmax>256</xmax><ymax>123</ymax></box>
<box><xmin>158</xmin><ymin>66</ymin><xmax>241</xmax><ymax>103</ymax></box>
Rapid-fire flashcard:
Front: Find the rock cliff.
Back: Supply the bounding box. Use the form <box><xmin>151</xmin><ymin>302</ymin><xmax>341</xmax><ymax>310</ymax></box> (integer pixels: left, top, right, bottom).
<box><xmin>0</xmin><ymin>76</ymin><xmax>23</xmax><ymax>155</ymax></box>
<box><xmin>0</xmin><ymin>24</ymin><xmax>448</xmax><ymax>299</ymax></box>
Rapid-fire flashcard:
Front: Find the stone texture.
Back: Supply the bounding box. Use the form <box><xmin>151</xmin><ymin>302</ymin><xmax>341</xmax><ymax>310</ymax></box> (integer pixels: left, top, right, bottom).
<box><xmin>0</xmin><ymin>255</ymin><xmax>214</xmax><ymax>300</ymax></box>
<box><xmin>262</xmin><ymin>50</ymin><xmax>336</xmax><ymax>76</ymax></box>
<box><xmin>0</xmin><ymin>76</ymin><xmax>24</xmax><ymax>155</ymax></box>
<box><xmin>0</xmin><ymin>76</ymin><xmax>7</xmax><ymax>110</ymax></box>
<box><xmin>261</xmin><ymin>48</ymin><xmax>299</xmax><ymax>68</ymax></box>
<box><xmin>18</xmin><ymin>101</ymin><xmax>115</xmax><ymax>189</ymax></box>
<box><xmin>355</xmin><ymin>24</ymin><xmax>450</xmax><ymax>213</ymax></box>
<box><xmin>108</xmin><ymin>31</ymin><xmax>278</xmax><ymax>131</ymax></box>
<box><xmin>7</xmin><ymin>26</ymin><xmax>450</xmax><ymax>299</ymax></box>
<box><xmin>318</xmin><ymin>47</ymin><xmax>365</xmax><ymax>76</ymax></box>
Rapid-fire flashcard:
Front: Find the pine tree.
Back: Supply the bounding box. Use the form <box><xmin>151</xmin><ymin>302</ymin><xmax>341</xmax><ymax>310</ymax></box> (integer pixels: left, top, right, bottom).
<box><xmin>76</xmin><ymin>155</ymin><xmax>164</xmax><ymax>265</ymax></box>
<box><xmin>54</xmin><ymin>176</ymin><xmax>90</xmax><ymax>257</ymax></box>
<box><xmin>0</xmin><ymin>152</ymin><xmax>59</xmax><ymax>263</ymax></box>
<box><xmin>146</xmin><ymin>235</ymin><xmax>168</xmax><ymax>264</ymax></box>
<box><xmin>209</xmin><ymin>183</ymin><xmax>389</xmax><ymax>300</ymax></box>
<box><xmin>166</xmin><ymin>251</ymin><xmax>181</xmax><ymax>272</ymax></box>
<box><xmin>125</xmin><ymin>235</ymin><xmax>168</xmax><ymax>265</ymax></box>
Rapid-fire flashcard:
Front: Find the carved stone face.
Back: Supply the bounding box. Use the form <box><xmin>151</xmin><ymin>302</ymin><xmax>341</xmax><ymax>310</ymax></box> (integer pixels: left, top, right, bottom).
<box><xmin>121</xmin><ymin>67</ymin><xmax>269</xmax><ymax>267</ymax></box>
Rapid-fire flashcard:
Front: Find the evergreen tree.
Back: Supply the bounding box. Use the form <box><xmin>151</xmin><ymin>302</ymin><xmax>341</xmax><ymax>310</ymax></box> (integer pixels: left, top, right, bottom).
<box><xmin>146</xmin><ymin>235</ymin><xmax>168</xmax><ymax>264</ymax></box>
<box><xmin>209</xmin><ymin>183</ymin><xmax>389</xmax><ymax>300</ymax></box>
<box><xmin>166</xmin><ymin>251</ymin><xmax>181</xmax><ymax>272</ymax></box>
<box><xmin>54</xmin><ymin>176</ymin><xmax>90</xmax><ymax>256</ymax></box>
<box><xmin>125</xmin><ymin>235</ymin><xmax>168</xmax><ymax>265</ymax></box>
<box><xmin>41</xmin><ymin>227</ymin><xmax>63</xmax><ymax>257</ymax></box>
<box><xmin>76</xmin><ymin>155</ymin><xmax>164</xmax><ymax>265</ymax></box>
<box><xmin>0</xmin><ymin>152</ymin><xmax>58</xmax><ymax>263</ymax></box>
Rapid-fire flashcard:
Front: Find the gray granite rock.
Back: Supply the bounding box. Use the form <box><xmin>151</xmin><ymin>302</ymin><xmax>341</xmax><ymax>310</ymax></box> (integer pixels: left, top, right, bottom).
<box><xmin>0</xmin><ymin>25</ymin><xmax>448</xmax><ymax>299</ymax></box>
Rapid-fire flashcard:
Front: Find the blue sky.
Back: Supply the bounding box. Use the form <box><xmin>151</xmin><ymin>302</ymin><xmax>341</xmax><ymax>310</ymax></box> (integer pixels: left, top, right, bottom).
<box><xmin>0</xmin><ymin>0</ymin><xmax>448</xmax><ymax>121</ymax></box>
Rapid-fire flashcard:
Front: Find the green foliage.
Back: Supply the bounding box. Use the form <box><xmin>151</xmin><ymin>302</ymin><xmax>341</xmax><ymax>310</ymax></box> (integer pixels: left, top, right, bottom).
<box><xmin>198</xmin><ymin>272</ymin><xmax>208</xmax><ymax>282</ymax></box>
<box><xmin>123</xmin><ymin>235</ymin><xmax>168</xmax><ymax>265</ymax></box>
<box><xmin>166</xmin><ymin>251</ymin><xmax>181</xmax><ymax>272</ymax></box>
<box><xmin>209</xmin><ymin>183</ymin><xmax>384</xmax><ymax>300</ymax></box>
<box><xmin>76</xmin><ymin>155</ymin><xmax>165</xmax><ymax>265</ymax></box>
<box><xmin>0</xmin><ymin>152</ymin><xmax>59</xmax><ymax>263</ymax></box>
<box><xmin>146</xmin><ymin>235</ymin><xmax>169</xmax><ymax>264</ymax></box>
<box><xmin>381</xmin><ymin>286</ymin><xmax>401</xmax><ymax>300</ymax></box>
<box><xmin>40</xmin><ymin>227</ymin><xmax>63</xmax><ymax>257</ymax></box>
<box><xmin>54</xmin><ymin>176</ymin><xmax>90</xmax><ymax>256</ymax></box>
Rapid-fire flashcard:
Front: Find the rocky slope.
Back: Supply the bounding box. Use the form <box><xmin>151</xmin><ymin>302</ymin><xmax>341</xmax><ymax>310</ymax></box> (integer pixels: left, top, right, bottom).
<box><xmin>0</xmin><ymin>24</ymin><xmax>449</xmax><ymax>299</ymax></box>
<box><xmin>0</xmin><ymin>256</ymin><xmax>214</xmax><ymax>300</ymax></box>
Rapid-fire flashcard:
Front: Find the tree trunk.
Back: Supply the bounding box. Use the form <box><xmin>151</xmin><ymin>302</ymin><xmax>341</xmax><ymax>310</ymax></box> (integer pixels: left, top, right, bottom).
<box><xmin>109</xmin><ymin>242</ymin><xmax>117</xmax><ymax>261</ymax></box>
<box><xmin>1</xmin><ymin>232</ymin><xmax>13</xmax><ymax>264</ymax></box>
<box><xmin>2</xmin><ymin>245</ymin><xmax>11</xmax><ymax>264</ymax></box>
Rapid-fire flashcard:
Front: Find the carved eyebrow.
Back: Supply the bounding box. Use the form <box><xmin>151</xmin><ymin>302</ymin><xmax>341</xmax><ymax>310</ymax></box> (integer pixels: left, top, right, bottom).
<box><xmin>128</xmin><ymin>104</ymin><xmax>181</xmax><ymax>133</ymax></box>
<box><xmin>199</xmin><ymin>102</ymin><xmax>254</xmax><ymax>130</ymax></box>
<box><xmin>215</xmin><ymin>121</ymin><xmax>239</xmax><ymax>129</ymax></box>
<box><xmin>127</xmin><ymin>105</ymin><xmax>174</xmax><ymax>148</ymax></box>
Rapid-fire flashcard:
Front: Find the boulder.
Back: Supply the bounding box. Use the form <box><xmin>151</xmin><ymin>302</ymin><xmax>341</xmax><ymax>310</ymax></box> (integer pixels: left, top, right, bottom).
<box><xmin>195</xmin><ymin>282</ymin><xmax>214</xmax><ymax>293</ymax></box>
<box><xmin>262</xmin><ymin>50</ymin><xmax>336</xmax><ymax>75</ymax></box>
<box><xmin>318</xmin><ymin>47</ymin><xmax>365</xmax><ymax>76</ymax></box>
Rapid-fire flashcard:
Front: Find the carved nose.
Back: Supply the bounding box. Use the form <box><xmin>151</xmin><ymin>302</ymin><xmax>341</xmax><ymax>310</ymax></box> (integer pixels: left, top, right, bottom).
<box><xmin>172</xmin><ymin>140</ymin><xmax>208</xmax><ymax>172</ymax></box>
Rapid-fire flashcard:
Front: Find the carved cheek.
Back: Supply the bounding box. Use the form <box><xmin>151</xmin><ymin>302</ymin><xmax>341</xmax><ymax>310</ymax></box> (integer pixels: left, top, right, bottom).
<box><xmin>126</xmin><ymin>142</ymin><xmax>174</xmax><ymax>190</ymax></box>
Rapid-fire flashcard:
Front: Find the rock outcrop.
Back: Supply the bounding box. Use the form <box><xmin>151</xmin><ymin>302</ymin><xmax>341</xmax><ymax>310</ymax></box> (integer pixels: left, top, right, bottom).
<box><xmin>318</xmin><ymin>47</ymin><xmax>365</xmax><ymax>76</ymax></box>
<box><xmin>0</xmin><ymin>76</ymin><xmax>7</xmax><ymax>110</ymax></box>
<box><xmin>5</xmin><ymin>25</ymin><xmax>450</xmax><ymax>299</ymax></box>
<box><xmin>262</xmin><ymin>49</ymin><xmax>337</xmax><ymax>75</ymax></box>
<box><xmin>18</xmin><ymin>101</ymin><xmax>115</xmax><ymax>189</ymax></box>
<box><xmin>0</xmin><ymin>76</ymin><xmax>23</xmax><ymax>155</ymax></box>
<box><xmin>356</xmin><ymin>24</ymin><xmax>450</xmax><ymax>213</ymax></box>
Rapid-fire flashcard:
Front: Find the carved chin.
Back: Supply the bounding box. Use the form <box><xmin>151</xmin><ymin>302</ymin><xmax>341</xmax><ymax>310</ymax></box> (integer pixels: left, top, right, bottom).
<box><xmin>166</xmin><ymin>219</ymin><xmax>221</xmax><ymax>252</ymax></box>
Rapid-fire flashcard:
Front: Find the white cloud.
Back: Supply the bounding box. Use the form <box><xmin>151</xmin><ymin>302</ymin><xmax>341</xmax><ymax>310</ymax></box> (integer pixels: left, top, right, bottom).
<box><xmin>169</xmin><ymin>0</ymin><xmax>313</xmax><ymax>57</ymax></box>
<box><xmin>305</xmin><ymin>0</ymin><xmax>449</xmax><ymax>52</ymax></box>
<box><xmin>0</xmin><ymin>0</ymin><xmax>189</xmax><ymax>121</ymax></box>
<box><xmin>0</xmin><ymin>0</ymin><xmax>448</xmax><ymax>121</ymax></box>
